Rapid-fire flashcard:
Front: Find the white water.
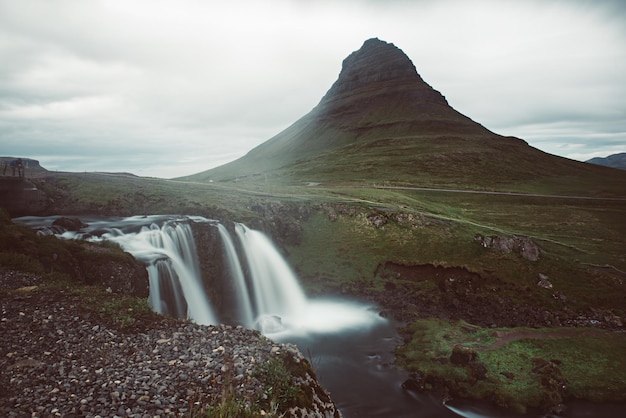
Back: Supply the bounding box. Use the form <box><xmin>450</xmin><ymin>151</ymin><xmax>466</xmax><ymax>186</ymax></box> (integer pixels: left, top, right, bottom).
<box><xmin>234</xmin><ymin>223</ymin><xmax>384</xmax><ymax>338</ymax></box>
<box><xmin>93</xmin><ymin>219</ymin><xmax>218</xmax><ymax>325</ymax></box>
<box><xmin>217</xmin><ymin>223</ymin><xmax>254</xmax><ymax>327</ymax></box>
<box><xmin>235</xmin><ymin>224</ymin><xmax>307</xmax><ymax>318</ymax></box>
<box><xmin>16</xmin><ymin>214</ymin><xmax>383</xmax><ymax>336</ymax></box>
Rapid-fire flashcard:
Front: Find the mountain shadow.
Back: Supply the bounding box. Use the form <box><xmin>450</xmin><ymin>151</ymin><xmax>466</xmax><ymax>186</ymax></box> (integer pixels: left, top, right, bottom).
<box><xmin>182</xmin><ymin>38</ymin><xmax>626</xmax><ymax>196</ymax></box>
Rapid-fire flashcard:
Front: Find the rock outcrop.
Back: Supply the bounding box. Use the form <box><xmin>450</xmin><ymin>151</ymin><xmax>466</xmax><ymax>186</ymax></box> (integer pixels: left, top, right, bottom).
<box><xmin>474</xmin><ymin>234</ymin><xmax>541</xmax><ymax>261</ymax></box>
<box><xmin>78</xmin><ymin>243</ymin><xmax>149</xmax><ymax>297</ymax></box>
<box><xmin>191</xmin><ymin>221</ymin><xmax>235</xmax><ymax>320</ymax></box>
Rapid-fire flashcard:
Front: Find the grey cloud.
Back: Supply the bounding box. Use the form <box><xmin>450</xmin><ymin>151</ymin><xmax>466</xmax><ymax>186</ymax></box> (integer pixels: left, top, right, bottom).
<box><xmin>1</xmin><ymin>0</ymin><xmax>625</xmax><ymax>177</ymax></box>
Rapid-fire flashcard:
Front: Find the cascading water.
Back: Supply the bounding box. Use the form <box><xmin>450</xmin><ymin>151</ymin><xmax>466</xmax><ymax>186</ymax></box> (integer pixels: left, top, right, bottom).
<box><xmin>234</xmin><ymin>223</ymin><xmax>308</xmax><ymax>328</ymax></box>
<box><xmin>216</xmin><ymin>223</ymin><xmax>254</xmax><ymax>327</ymax></box>
<box><xmin>92</xmin><ymin>218</ymin><xmax>218</xmax><ymax>325</ymax></box>
<box><xmin>233</xmin><ymin>223</ymin><xmax>383</xmax><ymax>337</ymax></box>
<box><xmin>16</xmin><ymin>215</ymin><xmax>383</xmax><ymax>335</ymax></box>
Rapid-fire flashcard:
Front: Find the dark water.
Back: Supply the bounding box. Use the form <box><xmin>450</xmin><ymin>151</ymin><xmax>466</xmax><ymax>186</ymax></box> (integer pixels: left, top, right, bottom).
<box><xmin>281</xmin><ymin>319</ymin><xmax>507</xmax><ymax>418</ymax></box>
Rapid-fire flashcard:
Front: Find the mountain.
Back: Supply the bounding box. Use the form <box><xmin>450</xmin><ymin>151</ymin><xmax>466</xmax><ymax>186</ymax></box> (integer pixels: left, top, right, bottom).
<box><xmin>586</xmin><ymin>153</ymin><xmax>626</xmax><ymax>170</ymax></box>
<box><xmin>183</xmin><ymin>38</ymin><xmax>626</xmax><ymax>196</ymax></box>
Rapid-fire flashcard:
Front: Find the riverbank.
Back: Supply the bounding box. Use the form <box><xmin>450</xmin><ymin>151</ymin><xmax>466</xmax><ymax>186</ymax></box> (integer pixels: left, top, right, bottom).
<box><xmin>0</xmin><ymin>269</ymin><xmax>340</xmax><ymax>417</ymax></box>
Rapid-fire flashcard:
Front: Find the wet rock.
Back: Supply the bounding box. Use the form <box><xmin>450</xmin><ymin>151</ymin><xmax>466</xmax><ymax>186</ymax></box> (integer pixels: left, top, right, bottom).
<box><xmin>401</xmin><ymin>376</ymin><xmax>424</xmax><ymax>393</ymax></box>
<box><xmin>52</xmin><ymin>216</ymin><xmax>87</xmax><ymax>231</ymax></box>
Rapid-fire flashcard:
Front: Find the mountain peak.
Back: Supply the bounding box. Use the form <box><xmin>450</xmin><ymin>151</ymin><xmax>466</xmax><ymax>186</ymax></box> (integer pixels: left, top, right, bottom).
<box><xmin>316</xmin><ymin>37</ymin><xmax>460</xmax><ymax>125</ymax></box>
<box><xmin>320</xmin><ymin>38</ymin><xmax>441</xmax><ymax>106</ymax></box>
<box><xmin>321</xmin><ymin>38</ymin><xmax>421</xmax><ymax>97</ymax></box>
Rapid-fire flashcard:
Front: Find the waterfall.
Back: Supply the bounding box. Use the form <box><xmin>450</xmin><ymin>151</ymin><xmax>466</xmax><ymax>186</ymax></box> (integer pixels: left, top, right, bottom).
<box><xmin>16</xmin><ymin>215</ymin><xmax>384</xmax><ymax>336</ymax></box>
<box><xmin>100</xmin><ymin>219</ymin><xmax>218</xmax><ymax>325</ymax></box>
<box><xmin>234</xmin><ymin>223</ymin><xmax>308</xmax><ymax>326</ymax></box>
<box><xmin>216</xmin><ymin>224</ymin><xmax>254</xmax><ymax>327</ymax></box>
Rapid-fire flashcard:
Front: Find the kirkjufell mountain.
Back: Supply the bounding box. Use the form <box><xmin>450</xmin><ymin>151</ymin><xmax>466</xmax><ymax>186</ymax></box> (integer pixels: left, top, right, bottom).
<box><xmin>184</xmin><ymin>38</ymin><xmax>626</xmax><ymax>194</ymax></box>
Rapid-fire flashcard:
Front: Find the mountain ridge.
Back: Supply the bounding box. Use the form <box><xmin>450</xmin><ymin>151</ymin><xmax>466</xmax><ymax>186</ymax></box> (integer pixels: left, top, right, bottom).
<box><xmin>587</xmin><ymin>152</ymin><xmax>626</xmax><ymax>170</ymax></box>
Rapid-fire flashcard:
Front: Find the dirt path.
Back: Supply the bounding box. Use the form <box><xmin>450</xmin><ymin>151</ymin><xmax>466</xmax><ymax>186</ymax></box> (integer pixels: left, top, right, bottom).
<box><xmin>364</xmin><ymin>185</ymin><xmax>626</xmax><ymax>201</ymax></box>
<box><xmin>478</xmin><ymin>327</ymin><xmax>611</xmax><ymax>350</ymax></box>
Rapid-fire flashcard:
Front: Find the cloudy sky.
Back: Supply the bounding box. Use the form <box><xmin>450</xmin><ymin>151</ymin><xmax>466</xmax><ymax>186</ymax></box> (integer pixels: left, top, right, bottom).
<box><xmin>1</xmin><ymin>0</ymin><xmax>625</xmax><ymax>178</ymax></box>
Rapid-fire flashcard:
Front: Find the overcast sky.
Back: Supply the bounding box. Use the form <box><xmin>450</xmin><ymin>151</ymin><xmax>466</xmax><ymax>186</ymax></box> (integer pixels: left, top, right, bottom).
<box><xmin>1</xmin><ymin>0</ymin><xmax>625</xmax><ymax>178</ymax></box>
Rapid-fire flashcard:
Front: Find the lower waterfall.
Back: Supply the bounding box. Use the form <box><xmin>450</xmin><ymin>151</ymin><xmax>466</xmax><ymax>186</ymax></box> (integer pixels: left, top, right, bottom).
<box><xmin>235</xmin><ymin>223</ymin><xmax>308</xmax><ymax>331</ymax></box>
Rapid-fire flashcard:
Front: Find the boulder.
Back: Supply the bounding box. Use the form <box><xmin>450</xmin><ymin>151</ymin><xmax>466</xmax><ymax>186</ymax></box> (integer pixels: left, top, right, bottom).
<box><xmin>518</xmin><ymin>237</ymin><xmax>541</xmax><ymax>261</ymax></box>
<box><xmin>491</xmin><ymin>236</ymin><xmax>515</xmax><ymax>253</ymax></box>
<box><xmin>474</xmin><ymin>234</ymin><xmax>541</xmax><ymax>261</ymax></box>
<box><xmin>52</xmin><ymin>217</ymin><xmax>87</xmax><ymax>231</ymax></box>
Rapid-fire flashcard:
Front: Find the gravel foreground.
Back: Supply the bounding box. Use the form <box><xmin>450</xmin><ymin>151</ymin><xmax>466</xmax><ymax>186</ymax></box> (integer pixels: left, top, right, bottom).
<box><xmin>0</xmin><ymin>270</ymin><xmax>340</xmax><ymax>417</ymax></box>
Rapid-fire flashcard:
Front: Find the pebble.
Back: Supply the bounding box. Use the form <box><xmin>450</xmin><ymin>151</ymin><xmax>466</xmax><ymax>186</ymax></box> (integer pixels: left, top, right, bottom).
<box><xmin>0</xmin><ymin>269</ymin><xmax>338</xmax><ymax>417</ymax></box>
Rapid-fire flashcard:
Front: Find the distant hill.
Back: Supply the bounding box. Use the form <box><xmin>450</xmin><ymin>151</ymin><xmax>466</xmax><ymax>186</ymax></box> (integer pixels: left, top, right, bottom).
<box><xmin>0</xmin><ymin>157</ymin><xmax>46</xmax><ymax>177</ymax></box>
<box><xmin>586</xmin><ymin>153</ymin><xmax>626</xmax><ymax>170</ymax></box>
<box><xmin>182</xmin><ymin>38</ymin><xmax>626</xmax><ymax>197</ymax></box>
<box><xmin>1</xmin><ymin>157</ymin><xmax>44</xmax><ymax>169</ymax></box>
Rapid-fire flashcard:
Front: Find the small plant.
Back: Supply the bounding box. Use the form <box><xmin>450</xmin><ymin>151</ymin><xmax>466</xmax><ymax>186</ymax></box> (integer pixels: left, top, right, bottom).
<box><xmin>252</xmin><ymin>354</ymin><xmax>307</xmax><ymax>414</ymax></box>
<box><xmin>202</xmin><ymin>385</ymin><xmax>263</xmax><ymax>418</ymax></box>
